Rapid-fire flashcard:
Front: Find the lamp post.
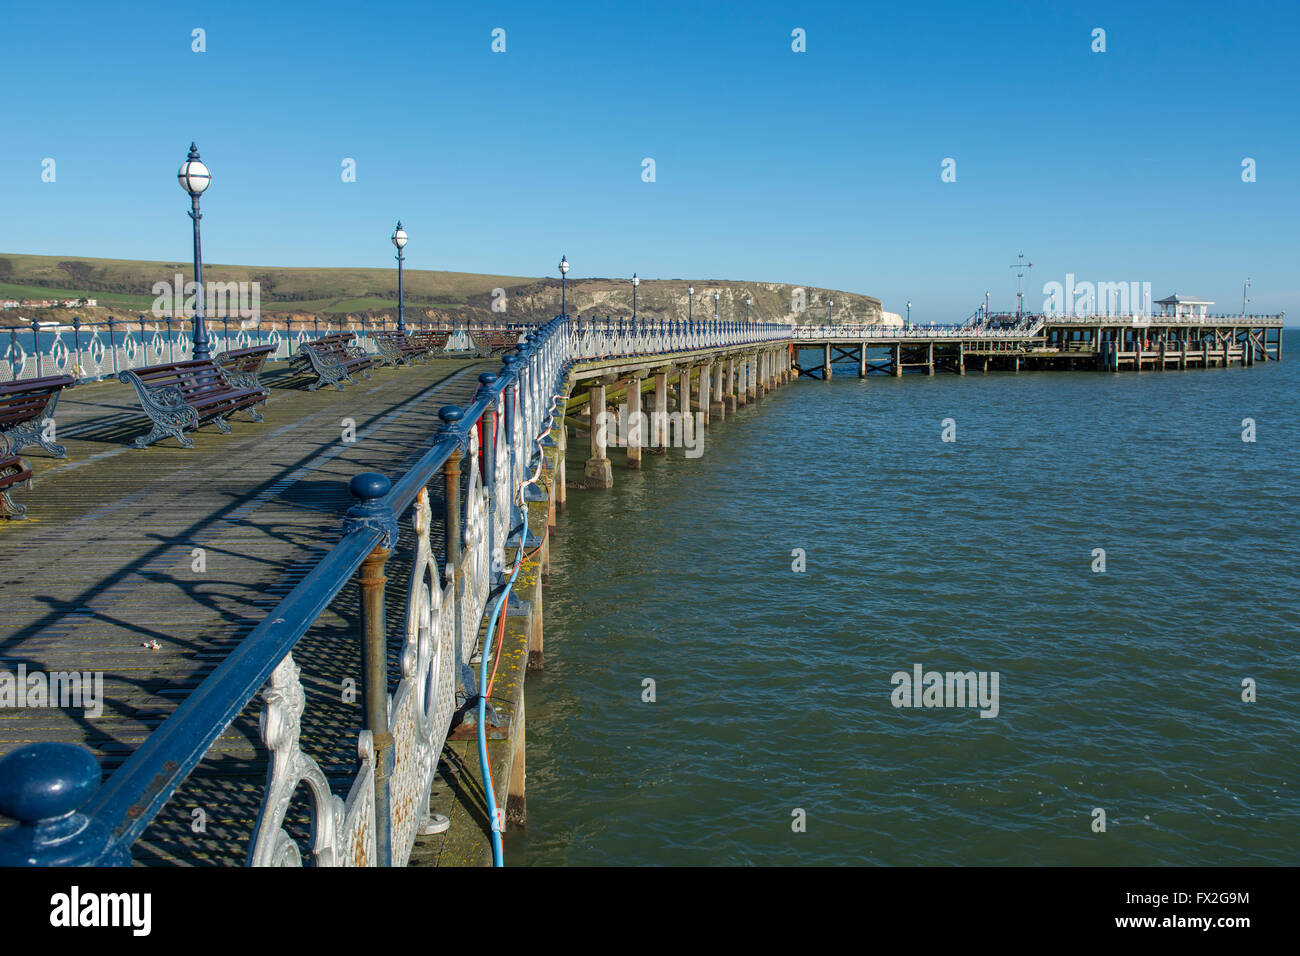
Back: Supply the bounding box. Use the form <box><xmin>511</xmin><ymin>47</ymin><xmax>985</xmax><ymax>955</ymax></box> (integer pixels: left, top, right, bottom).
<box><xmin>632</xmin><ymin>273</ymin><xmax>639</xmax><ymax>321</ymax></box>
<box><xmin>688</xmin><ymin>285</ymin><xmax>694</xmax><ymax>322</ymax></box>
<box><xmin>177</xmin><ymin>143</ymin><xmax>212</xmax><ymax>361</ymax></box>
<box><xmin>559</xmin><ymin>255</ymin><xmax>569</xmax><ymax>318</ymax></box>
<box><xmin>984</xmin><ymin>290</ymin><xmax>990</xmax><ymax>321</ymax></box>
<box><xmin>745</xmin><ymin>297</ymin><xmax>751</xmax><ymax>323</ymax></box>
<box><xmin>713</xmin><ymin>290</ymin><xmax>719</xmax><ymax>323</ymax></box>
<box><xmin>391</xmin><ymin>221</ymin><xmax>408</xmax><ymax>331</ymax></box>
<box><xmin>906</xmin><ymin>300</ymin><xmax>912</xmax><ymax>325</ymax></box>
<box><xmin>828</xmin><ymin>298</ymin><xmax>833</xmax><ymax>323</ymax></box>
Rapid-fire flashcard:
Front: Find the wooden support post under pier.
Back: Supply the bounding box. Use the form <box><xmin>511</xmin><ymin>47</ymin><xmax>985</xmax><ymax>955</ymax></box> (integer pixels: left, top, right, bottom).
<box><xmin>859</xmin><ymin>342</ymin><xmax>867</xmax><ymax>378</ymax></box>
<box><xmin>679</xmin><ymin>366</ymin><xmax>693</xmax><ymax>442</ymax></box>
<box><xmin>893</xmin><ymin>343</ymin><xmax>902</xmax><ymax>377</ymax></box>
<box><xmin>626</xmin><ymin>374</ymin><xmax>642</xmax><ymax>469</ymax></box>
<box><xmin>652</xmin><ymin>371</ymin><xmax>668</xmax><ymax>453</ymax></box>
<box><xmin>710</xmin><ymin>360</ymin><xmax>725</xmax><ymax>421</ymax></box>
<box><xmin>698</xmin><ymin>362</ymin><xmax>710</xmax><ymax>427</ymax></box>
<box><xmin>726</xmin><ymin>358</ymin><xmax>737</xmax><ymax>410</ymax></box>
<box><xmin>584</xmin><ymin>382</ymin><xmax>613</xmax><ymax>488</ymax></box>
<box><xmin>824</xmin><ymin>343</ymin><xmax>832</xmax><ymax>381</ymax></box>
<box><xmin>748</xmin><ymin>355</ymin><xmax>758</xmax><ymax>400</ymax></box>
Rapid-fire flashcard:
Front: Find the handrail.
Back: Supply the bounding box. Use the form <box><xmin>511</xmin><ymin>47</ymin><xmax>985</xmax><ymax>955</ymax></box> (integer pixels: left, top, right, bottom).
<box><xmin>86</xmin><ymin>527</ymin><xmax>384</xmax><ymax>853</ymax></box>
<box><xmin>0</xmin><ymin>313</ymin><xmax>795</xmax><ymax>866</ymax></box>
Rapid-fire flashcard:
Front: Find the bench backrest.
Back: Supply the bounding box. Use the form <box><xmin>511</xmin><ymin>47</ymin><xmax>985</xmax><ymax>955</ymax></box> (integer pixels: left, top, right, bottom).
<box><xmin>132</xmin><ymin>360</ymin><xmax>242</xmax><ymax>403</ymax></box>
<box><xmin>408</xmin><ymin>331</ymin><xmax>451</xmax><ymax>348</ymax></box>
<box><xmin>0</xmin><ymin>454</ymin><xmax>32</xmax><ymax>485</ymax></box>
<box><xmin>304</xmin><ymin>336</ymin><xmax>363</xmax><ymax>360</ymax></box>
<box><xmin>311</xmin><ymin>331</ymin><xmax>356</xmax><ymax>347</ymax></box>
<box><xmin>0</xmin><ymin>375</ymin><xmax>76</xmax><ymax>429</ymax></box>
<box><xmin>216</xmin><ymin>345</ymin><xmax>276</xmax><ymax>373</ymax></box>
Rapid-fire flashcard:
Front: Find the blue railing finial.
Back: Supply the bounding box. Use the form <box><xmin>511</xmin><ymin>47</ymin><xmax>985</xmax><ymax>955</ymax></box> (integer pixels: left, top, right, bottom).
<box><xmin>343</xmin><ymin>472</ymin><xmax>397</xmax><ymax>548</ymax></box>
<box><xmin>0</xmin><ymin>742</ymin><xmax>115</xmax><ymax>866</ymax></box>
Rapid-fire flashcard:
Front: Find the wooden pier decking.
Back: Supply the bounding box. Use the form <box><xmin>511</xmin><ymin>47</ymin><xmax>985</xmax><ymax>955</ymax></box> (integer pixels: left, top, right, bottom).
<box><xmin>0</xmin><ymin>357</ymin><xmax>511</xmax><ymax>865</ymax></box>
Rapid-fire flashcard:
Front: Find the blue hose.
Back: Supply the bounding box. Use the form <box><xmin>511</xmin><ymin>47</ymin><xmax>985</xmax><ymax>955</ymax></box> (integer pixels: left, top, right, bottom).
<box><xmin>476</xmin><ymin>388</ymin><xmax>563</xmax><ymax>867</ymax></box>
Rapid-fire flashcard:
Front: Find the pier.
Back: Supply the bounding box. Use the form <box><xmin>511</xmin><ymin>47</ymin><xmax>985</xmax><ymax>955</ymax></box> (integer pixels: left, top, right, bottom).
<box><xmin>0</xmin><ymin>310</ymin><xmax>1283</xmax><ymax>866</ymax></box>
<box><xmin>791</xmin><ymin>313</ymin><xmax>1283</xmax><ymax>378</ymax></box>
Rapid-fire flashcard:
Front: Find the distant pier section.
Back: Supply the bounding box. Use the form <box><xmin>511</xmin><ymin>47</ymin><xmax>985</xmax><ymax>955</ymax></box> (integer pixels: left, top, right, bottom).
<box><xmin>791</xmin><ymin>295</ymin><xmax>1283</xmax><ymax>378</ymax></box>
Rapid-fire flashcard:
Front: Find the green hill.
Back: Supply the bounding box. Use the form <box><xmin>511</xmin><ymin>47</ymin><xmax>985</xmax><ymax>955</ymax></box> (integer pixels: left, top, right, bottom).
<box><xmin>0</xmin><ymin>253</ymin><xmax>885</xmax><ymax>327</ymax></box>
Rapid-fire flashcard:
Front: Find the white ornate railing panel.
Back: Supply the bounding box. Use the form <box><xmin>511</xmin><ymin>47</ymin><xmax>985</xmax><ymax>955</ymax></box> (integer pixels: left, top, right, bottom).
<box><xmin>460</xmin><ymin>428</ymin><xmax>491</xmax><ymax>663</ymax></box>
<box><xmin>247</xmin><ymin>653</ymin><xmax>378</xmax><ymax>867</ymax></box>
<box><xmin>388</xmin><ymin>489</ymin><xmax>458</xmax><ymax>865</ymax></box>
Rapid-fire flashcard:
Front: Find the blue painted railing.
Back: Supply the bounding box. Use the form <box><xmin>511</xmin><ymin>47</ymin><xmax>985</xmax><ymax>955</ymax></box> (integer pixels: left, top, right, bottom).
<box><xmin>0</xmin><ymin>315</ymin><xmax>791</xmax><ymax>866</ymax></box>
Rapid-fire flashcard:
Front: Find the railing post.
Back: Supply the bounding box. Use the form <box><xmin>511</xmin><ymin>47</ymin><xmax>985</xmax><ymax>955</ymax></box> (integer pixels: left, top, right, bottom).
<box><xmin>439</xmin><ymin>405</ymin><xmax>471</xmax><ymax>714</ymax></box>
<box><xmin>343</xmin><ymin>472</ymin><xmax>399</xmax><ymax>867</ymax></box>
<box><xmin>71</xmin><ymin>316</ymin><xmax>82</xmax><ymax>379</ymax></box>
<box><xmin>30</xmin><ymin>319</ymin><xmax>40</xmax><ymax>379</ymax></box>
<box><xmin>0</xmin><ymin>743</ymin><xmax>119</xmax><ymax>866</ymax></box>
<box><xmin>107</xmin><ymin>314</ymin><xmax>119</xmax><ymax>377</ymax></box>
<box><xmin>478</xmin><ymin>374</ymin><xmax>503</xmax><ymax>584</ymax></box>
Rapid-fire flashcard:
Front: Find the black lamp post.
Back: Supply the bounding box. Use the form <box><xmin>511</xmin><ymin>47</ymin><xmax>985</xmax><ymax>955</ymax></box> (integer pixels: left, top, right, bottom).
<box><xmin>828</xmin><ymin>298</ymin><xmax>833</xmax><ymax>323</ymax></box>
<box><xmin>177</xmin><ymin>143</ymin><xmax>212</xmax><ymax>361</ymax></box>
<box><xmin>713</xmin><ymin>290</ymin><xmax>719</xmax><ymax>324</ymax></box>
<box><xmin>392</xmin><ymin>221</ymin><xmax>408</xmax><ymax>331</ymax></box>
<box><xmin>688</xmin><ymin>285</ymin><xmax>694</xmax><ymax>322</ymax></box>
<box><xmin>745</xmin><ymin>297</ymin><xmax>751</xmax><ymax>322</ymax></box>
<box><xmin>559</xmin><ymin>255</ymin><xmax>569</xmax><ymax>317</ymax></box>
<box><xmin>632</xmin><ymin>273</ymin><xmax>639</xmax><ymax>321</ymax></box>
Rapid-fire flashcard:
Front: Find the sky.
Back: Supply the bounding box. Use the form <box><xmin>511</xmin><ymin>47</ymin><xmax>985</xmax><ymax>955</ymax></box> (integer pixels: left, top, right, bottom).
<box><xmin>1</xmin><ymin>0</ymin><xmax>1296</xmax><ymax>322</ymax></box>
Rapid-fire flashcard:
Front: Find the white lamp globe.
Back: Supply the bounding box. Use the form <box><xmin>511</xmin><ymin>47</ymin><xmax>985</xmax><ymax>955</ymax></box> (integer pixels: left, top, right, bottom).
<box><xmin>559</xmin><ymin>256</ymin><xmax>569</xmax><ymax>275</ymax></box>
<box><xmin>177</xmin><ymin>143</ymin><xmax>211</xmax><ymax>195</ymax></box>
<box><xmin>632</xmin><ymin>274</ymin><xmax>639</xmax><ymax>287</ymax></box>
<box><xmin>392</xmin><ymin>222</ymin><xmax>408</xmax><ymax>249</ymax></box>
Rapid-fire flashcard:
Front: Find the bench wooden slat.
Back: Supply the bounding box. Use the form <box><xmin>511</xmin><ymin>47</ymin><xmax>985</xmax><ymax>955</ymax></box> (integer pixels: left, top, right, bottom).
<box><xmin>293</xmin><ymin>333</ymin><xmax>375</xmax><ymax>390</ymax></box>
<box><xmin>119</xmin><ymin>358</ymin><xmax>269</xmax><ymax>449</ymax></box>
<box><xmin>0</xmin><ymin>453</ymin><xmax>32</xmax><ymax>519</ymax></box>
<box><xmin>0</xmin><ymin>374</ymin><xmax>75</xmax><ymax>458</ymax></box>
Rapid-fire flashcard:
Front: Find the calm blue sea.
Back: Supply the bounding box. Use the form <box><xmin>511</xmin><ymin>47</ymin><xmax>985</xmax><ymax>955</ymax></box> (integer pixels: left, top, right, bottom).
<box><xmin>508</xmin><ymin>332</ymin><xmax>1298</xmax><ymax>866</ymax></box>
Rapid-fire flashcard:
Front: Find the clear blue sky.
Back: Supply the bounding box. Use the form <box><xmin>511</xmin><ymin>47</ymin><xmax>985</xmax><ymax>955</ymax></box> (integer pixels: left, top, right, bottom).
<box><xmin>1</xmin><ymin>0</ymin><xmax>1296</xmax><ymax>321</ymax></box>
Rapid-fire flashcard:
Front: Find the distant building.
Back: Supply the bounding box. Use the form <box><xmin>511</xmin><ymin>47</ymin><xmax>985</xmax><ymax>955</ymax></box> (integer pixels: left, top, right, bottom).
<box><xmin>1154</xmin><ymin>294</ymin><xmax>1213</xmax><ymax>319</ymax></box>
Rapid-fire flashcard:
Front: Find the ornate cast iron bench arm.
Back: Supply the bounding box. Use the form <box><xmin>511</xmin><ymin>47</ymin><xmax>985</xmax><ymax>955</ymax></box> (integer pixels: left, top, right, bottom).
<box><xmin>118</xmin><ymin>371</ymin><xmax>203</xmax><ymax>448</ymax></box>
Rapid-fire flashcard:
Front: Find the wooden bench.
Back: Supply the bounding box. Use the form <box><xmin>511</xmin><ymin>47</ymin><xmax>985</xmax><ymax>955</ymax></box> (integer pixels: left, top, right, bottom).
<box><xmin>468</xmin><ymin>329</ymin><xmax>523</xmax><ymax>357</ymax></box>
<box><xmin>0</xmin><ymin>453</ymin><xmax>33</xmax><ymax>519</ymax></box>
<box><xmin>215</xmin><ymin>343</ymin><xmax>277</xmax><ymax>395</ymax></box>
<box><xmin>292</xmin><ymin>331</ymin><xmax>375</xmax><ymax>391</ymax></box>
<box><xmin>407</xmin><ymin>330</ymin><xmax>451</xmax><ymax>353</ymax></box>
<box><xmin>0</xmin><ymin>374</ymin><xmax>76</xmax><ymax>459</ymax></box>
<box><xmin>372</xmin><ymin>329</ymin><xmax>431</xmax><ymax>367</ymax></box>
<box><xmin>118</xmin><ymin>359</ymin><xmax>269</xmax><ymax>449</ymax></box>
